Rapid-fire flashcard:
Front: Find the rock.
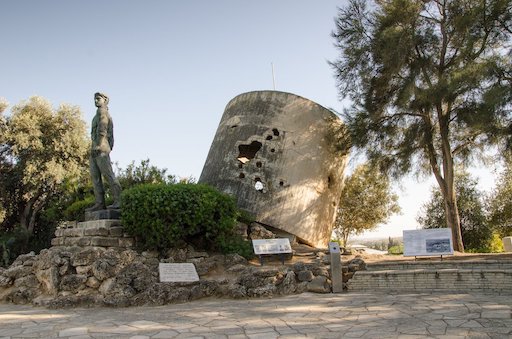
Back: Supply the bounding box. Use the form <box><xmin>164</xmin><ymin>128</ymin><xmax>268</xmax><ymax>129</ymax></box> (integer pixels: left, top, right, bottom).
<box><xmin>347</xmin><ymin>257</ymin><xmax>366</xmax><ymax>272</ymax></box>
<box><xmin>254</xmin><ymin>268</ymin><xmax>280</xmax><ymax>278</ymax></box>
<box><xmin>6</xmin><ymin>288</ymin><xmax>38</xmax><ymax>304</ymax></box>
<box><xmin>118</xmin><ymin>249</ymin><xmax>138</xmax><ymax>266</ymax></box>
<box><xmin>98</xmin><ymin>278</ymin><xmax>115</xmax><ymax>295</ymax></box>
<box><xmin>228</xmin><ymin>284</ymin><xmax>247</xmax><ymax>298</ymax></box>
<box><xmin>190</xmin><ymin>280</ymin><xmax>219</xmax><ymax>300</ymax></box>
<box><xmin>86</xmin><ymin>277</ymin><xmax>101</xmax><ymax>289</ymax></box>
<box><xmin>279</xmin><ymin>271</ymin><xmax>297</xmax><ymax>295</ymax></box>
<box><xmin>5</xmin><ymin>265</ymin><xmax>32</xmax><ymax>279</ymax></box>
<box><xmin>311</xmin><ymin>266</ymin><xmax>330</xmax><ymax>278</ymax></box>
<box><xmin>248</xmin><ymin>284</ymin><xmax>277</xmax><ymax>297</ymax></box>
<box><xmin>76</xmin><ymin>265</ymin><xmax>92</xmax><ymax>275</ymax></box>
<box><xmin>35</xmin><ymin>267</ymin><xmax>59</xmax><ymax>295</ymax></box>
<box><xmin>58</xmin><ymin>259</ymin><xmax>71</xmax><ymax>276</ymax></box>
<box><xmin>249</xmin><ymin>224</ymin><xmax>275</xmax><ymax>240</ymax></box>
<box><xmin>46</xmin><ymin>295</ymin><xmax>98</xmax><ymax>309</ymax></box>
<box><xmin>166</xmin><ymin>248</ymin><xmax>188</xmax><ymax>262</ymax></box>
<box><xmin>224</xmin><ymin>253</ymin><xmax>248</xmax><ymax>267</ymax></box>
<box><xmin>235</xmin><ymin>222</ymin><xmax>249</xmax><ymax>240</ymax></box>
<box><xmin>297</xmin><ymin>270</ymin><xmax>314</xmax><ymax>282</ymax></box>
<box><xmin>71</xmin><ymin>248</ymin><xmax>104</xmax><ymax>267</ymax></box>
<box><xmin>14</xmin><ymin>274</ymin><xmax>40</xmax><ymax>289</ymax></box>
<box><xmin>296</xmin><ymin>281</ymin><xmax>308</xmax><ymax>293</ymax></box>
<box><xmin>11</xmin><ymin>252</ymin><xmax>36</xmax><ymax>267</ymax></box>
<box><xmin>292</xmin><ymin>262</ymin><xmax>308</xmax><ymax>272</ymax></box>
<box><xmin>92</xmin><ymin>257</ymin><xmax>118</xmax><ymax>281</ymax></box>
<box><xmin>60</xmin><ymin>274</ymin><xmax>87</xmax><ymax>292</ymax></box>
<box><xmin>137</xmin><ymin>283</ymin><xmax>191</xmax><ymax>306</ymax></box>
<box><xmin>194</xmin><ymin>260</ymin><xmax>218</xmax><ymax>276</ymax></box>
<box><xmin>0</xmin><ymin>274</ymin><xmax>13</xmax><ymax>287</ymax></box>
<box><xmin>307</xmin><ymin>276</ymin><xmax>331</xmax><ymax>293</ymax></box>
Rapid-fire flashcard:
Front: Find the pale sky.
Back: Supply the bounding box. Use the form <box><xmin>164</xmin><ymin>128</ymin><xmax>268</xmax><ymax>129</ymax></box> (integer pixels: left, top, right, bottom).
<box><xmin>1</xmin><ymin>1</ymin><xmax>501</xmax><ymax>239</ymax></box>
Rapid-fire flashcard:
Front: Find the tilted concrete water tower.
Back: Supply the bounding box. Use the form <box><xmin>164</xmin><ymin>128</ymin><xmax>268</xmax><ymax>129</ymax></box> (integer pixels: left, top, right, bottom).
<box><xmin>199</xmin><ymin>91</ymin><xmax>349</xmax><ymax>248</ymax></box>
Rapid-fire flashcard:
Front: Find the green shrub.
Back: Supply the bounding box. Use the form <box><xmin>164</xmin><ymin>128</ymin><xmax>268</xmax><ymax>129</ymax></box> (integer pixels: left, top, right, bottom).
<box><xmin>388</xmin><ymin>244</ymin><xmax>403</xmax><ymax>255</ymax></box>
<box><xmin>0</xmin><ymin>226</ymin><xmax>30</xmax><ymax>267</ymax></box>
<box><xmin>63</xmin><ymin>196</ymin><xmax>95</xmax><ymax>222</ymax></box>
<box><xmin>121</xmin><ymin>183</ymin><xmax>250</xmax><ymax>257</ymax></box>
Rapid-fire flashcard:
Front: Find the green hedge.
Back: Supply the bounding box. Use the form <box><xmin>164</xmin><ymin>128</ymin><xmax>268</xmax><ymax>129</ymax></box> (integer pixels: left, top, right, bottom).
<box><xmin>121</xmin><ymin>183</ymin><xmax>252</xmax><ymax>256</ymax></box>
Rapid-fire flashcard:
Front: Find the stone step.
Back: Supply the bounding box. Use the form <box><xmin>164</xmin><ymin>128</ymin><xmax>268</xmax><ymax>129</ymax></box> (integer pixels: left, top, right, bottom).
<box><xmin>76</xmin><ymin>219</ymin><xmax>122</xmax><ymax>229</ymax></box>
<box><xmin>347</xmin><ymin>267</ymin><xmax>512</xmax><ymax>293</ymax></box>
<box><xmin>366</xmin><ymin>260</ymin><xmax>512</xmax><ymax>271</ymax></box>
<box><xmin>55</xmin><ymin>225</ymin><xmax>126</xmax><ymax>238</ymax></box>
<box><xmin>51</xmin><ymin>235</ymin><xmax>135</xmax><ymax>248</ymax></box>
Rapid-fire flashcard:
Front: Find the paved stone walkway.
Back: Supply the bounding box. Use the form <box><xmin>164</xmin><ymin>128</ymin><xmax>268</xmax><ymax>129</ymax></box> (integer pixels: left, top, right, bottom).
<box><xmin>1</xmin><ymin>292</ymin><xmax>511</xmax><ymax>338</ymax></box>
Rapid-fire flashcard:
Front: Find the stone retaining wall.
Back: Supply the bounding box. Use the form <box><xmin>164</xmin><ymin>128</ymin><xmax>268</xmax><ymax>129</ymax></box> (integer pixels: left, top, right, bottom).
<box><xmin>347</xmin><ymin>260</ymin><xmax>512</xmax><ymax>293</ymax></box>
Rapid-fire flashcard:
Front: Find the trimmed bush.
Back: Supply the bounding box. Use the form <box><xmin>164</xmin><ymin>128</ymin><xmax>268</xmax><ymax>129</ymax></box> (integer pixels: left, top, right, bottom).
<box><xmin>121</xmin><ymin>183</ymin><xmax>251</xmax><ymax>256</ymax></box>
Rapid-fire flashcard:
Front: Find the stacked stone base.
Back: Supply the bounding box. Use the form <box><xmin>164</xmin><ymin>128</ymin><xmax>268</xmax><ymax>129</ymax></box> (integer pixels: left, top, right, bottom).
<box><xmin>51</xmin><ymin>220</ymin><xmax>135</xmax><ymax>248</ymax></box>
<box><xmin>51</xmin><ymin>210</ymin><xmax>135</xmax><ymax>249</ymax></box>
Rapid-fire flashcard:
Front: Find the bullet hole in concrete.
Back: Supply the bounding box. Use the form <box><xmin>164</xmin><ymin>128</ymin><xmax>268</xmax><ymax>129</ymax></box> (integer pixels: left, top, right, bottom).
<box><xmin>270</xmin><ymin>148</ymin><xmax>276</xmax><ymax>153</ymax></box>
<box><xmin>256</xmin><ymin>161</ymin><xmax>262</xmax><ymax>168</ymax></box>
<box><xmin>231</xmin><ymin>125</ymin><xmax>238</xmax><ymax>128</ymax></box>
<box><xmin>239</xmin><ymin>173</ymin><xmax>245</xmax><ymax>179</ymax></box>
<box><xmin>279</xmin><ymin>180</ymin><xmax>284</xmax><ymax>187</ymax></box>
<box><xmin>254</xmin><ymin>177</ymin><xmax>264</xmax><ymax>191</ymax></box>
<box><xmin>237</xmin><ymin>141</ymin><xmax>262</xmax><ymax>163</ymax></box>
<box><xmin>327</xmin><ymin>176</ymin><xmax>333</xmax><ymax>189</ymax></box>
<box><xmin>266</xmin><ymin>135</ymin><xmax>273</xmax><ymax>140</ymax></box>
<box><xmin>272</xmin><ymin>128</ymin><xmax>280</xmax><ymax>136</ymax></box>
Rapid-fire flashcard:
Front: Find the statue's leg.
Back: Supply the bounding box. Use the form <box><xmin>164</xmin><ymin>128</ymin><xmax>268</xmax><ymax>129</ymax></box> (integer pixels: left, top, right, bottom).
<box><xmin>86</xmin><ymin>156</ymin><xmax>106</xmax><ymax>211</ymax></box>
<box><xmin>96</xmin><ymin>154</ymin><xmax>122</xmax><ymax>209</ymax></box>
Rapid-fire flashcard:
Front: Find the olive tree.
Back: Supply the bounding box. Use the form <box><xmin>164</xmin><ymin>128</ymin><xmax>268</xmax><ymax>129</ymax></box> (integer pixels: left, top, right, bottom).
<box><xmin>334</xmin><ymin>164</ymin><xmax>400</xmax><ymax>247</ymax></box>
<box><xmin>1</xmin><ymin>96</ymin><xmax>89</xmax><ymax>234</ymax></box>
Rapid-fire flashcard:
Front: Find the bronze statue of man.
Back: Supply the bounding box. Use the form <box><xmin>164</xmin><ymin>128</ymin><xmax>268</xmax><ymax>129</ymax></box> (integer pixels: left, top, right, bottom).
<box><xmin>86</xmin><ymin>92</ymin><xmax>122</xmax><ymax>211</ymax></box>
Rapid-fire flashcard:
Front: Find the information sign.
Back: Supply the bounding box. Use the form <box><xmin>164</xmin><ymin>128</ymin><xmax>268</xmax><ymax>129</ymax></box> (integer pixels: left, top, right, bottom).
<box><xmin>158</xmin><ymin>263</ymin><xmax>199</xmax><ymax>282</ymax></box>
<box><xmin>252</xmin><ymin>238</ymin><xmax>292</xmax><ymax>255</ymax></box>
<box><xmin>403</xmin><ymin>228</ymin><xmax>454</xmax><ymax>257</ymax></box>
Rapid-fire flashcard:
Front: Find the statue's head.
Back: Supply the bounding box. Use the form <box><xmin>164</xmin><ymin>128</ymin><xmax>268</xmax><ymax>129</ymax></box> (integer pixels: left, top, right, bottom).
<box><xmin>94</xmin><ymin>92</ymin><xmax>109</xmax><ymax>107</ymax></box>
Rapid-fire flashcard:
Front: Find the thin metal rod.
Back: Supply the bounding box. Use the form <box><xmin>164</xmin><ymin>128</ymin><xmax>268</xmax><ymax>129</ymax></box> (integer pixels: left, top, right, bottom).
<box><xmin>271</xmin><ymin>62</ymin><xmax>276</xmax><ymax>90</ymax></box>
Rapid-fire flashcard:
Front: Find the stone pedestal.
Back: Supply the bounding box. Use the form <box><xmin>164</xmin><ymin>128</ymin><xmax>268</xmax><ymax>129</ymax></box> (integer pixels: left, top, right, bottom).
<box><xmin>51</xmin><ymin>209</ymin><xmax>135</xmax><ymax>248</ymax></box>
<box><xmin>85</xmin><ymin>209</ymin><xmax>121</xmax><ymax>221</ymax></box>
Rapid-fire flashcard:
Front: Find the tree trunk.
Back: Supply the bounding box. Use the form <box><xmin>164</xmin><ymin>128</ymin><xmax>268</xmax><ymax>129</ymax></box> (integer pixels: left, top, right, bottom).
<box><xmin>19</xmin><ymin>199</ymin><xmax>34</xmax><ymax>233</ymax></box>
<box><xmin>444</xmin><ymin>189</ymin><xmax>464</xmax><ymax>252</ymax></box>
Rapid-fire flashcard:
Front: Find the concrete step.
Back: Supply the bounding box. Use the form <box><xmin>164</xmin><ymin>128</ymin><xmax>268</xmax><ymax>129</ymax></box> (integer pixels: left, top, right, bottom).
<box><xmin>367</xmin><ymin>260</ymin><xmax>512</xmax><ymax>271</ymax></box>
<box><xmin>347</xmin><ymin>261</ymin><xmax>512</xmax><ymax>293</ymax></box>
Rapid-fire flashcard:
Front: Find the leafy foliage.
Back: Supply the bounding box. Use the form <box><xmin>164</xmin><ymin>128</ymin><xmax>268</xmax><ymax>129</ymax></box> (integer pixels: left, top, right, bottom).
<box><xmin>488</xmin><ymin>157</ymin><xmax>512</xmax><ymax>238</ymax></box>
<box><xmin>121</xmin><ymin>183</ymin><xmax>251</xmax><ymax>257</ymax></box>
<box><xmin>0</xmin><ymin>96</ymin><xmax>89</xmax><ymax>234</ymax></box>
<box><xmin>331</xmin><ymin>0</ymin><xmax>512</xmax><ymax>252</ymax></box>
<box><xmin>334</xmin><ymin>164</ymin><xmax>400</xmax><ymax>247</ymax></box>
<box><xmin>115</xmin><ymin>158</ymin><xmax>181</xmax><ymax>187</ymax></box>
<box><xmin>417</xmin><ymin>172</ymin><xmax>494</xmax><ymax>251</ymax></box>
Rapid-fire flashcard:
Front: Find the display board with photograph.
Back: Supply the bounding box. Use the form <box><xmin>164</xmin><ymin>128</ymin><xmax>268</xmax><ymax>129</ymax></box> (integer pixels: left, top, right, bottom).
<box><xmin>403</xmin><ymin>228</ymin><xmax>454</xmax><ymax>257</ymax></box>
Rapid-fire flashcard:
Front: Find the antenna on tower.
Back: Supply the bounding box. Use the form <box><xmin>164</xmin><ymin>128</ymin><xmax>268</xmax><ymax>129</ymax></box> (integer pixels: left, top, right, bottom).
<box><xmin>271</xmin><ymin>62</ymin><xmax>276</xmax><ymax>90</ymax></box>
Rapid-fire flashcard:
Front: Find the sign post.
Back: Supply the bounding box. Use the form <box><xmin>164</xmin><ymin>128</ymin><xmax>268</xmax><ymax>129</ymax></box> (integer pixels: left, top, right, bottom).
<box><xmin>329</xmin><ymin>242</ymin><xmax>343</xmax><ymax>293</ymax></box>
